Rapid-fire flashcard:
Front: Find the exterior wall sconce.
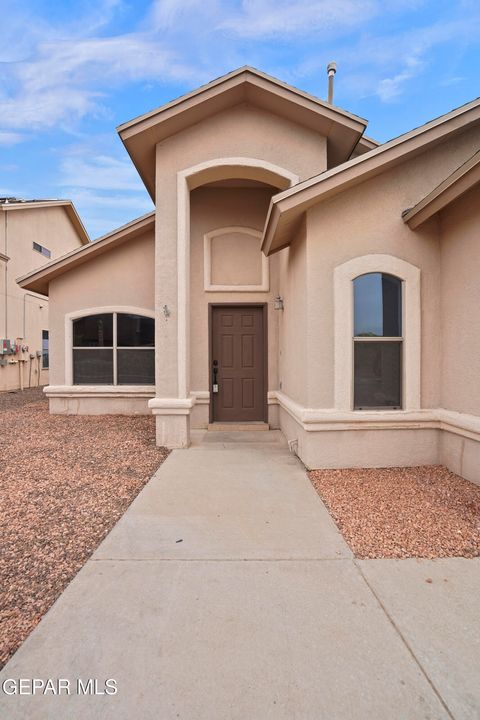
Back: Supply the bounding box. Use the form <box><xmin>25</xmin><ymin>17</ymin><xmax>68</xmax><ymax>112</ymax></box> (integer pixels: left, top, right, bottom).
<box><xmin>163</xmin><ymin>304</ymin><xmax>171</xmax><ymax>318</ymax></box>
<box><xmin>274</xmin><ymin>295</ymin><xmax>284</xmax><ymax>311</ymax></box>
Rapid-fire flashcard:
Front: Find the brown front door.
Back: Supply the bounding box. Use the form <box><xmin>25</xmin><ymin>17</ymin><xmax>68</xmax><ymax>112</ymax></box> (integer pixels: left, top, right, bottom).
<box><xmin>211</xmin><ymin>305</ymin><xmax>266</xmax><ymax>423</ymax></box>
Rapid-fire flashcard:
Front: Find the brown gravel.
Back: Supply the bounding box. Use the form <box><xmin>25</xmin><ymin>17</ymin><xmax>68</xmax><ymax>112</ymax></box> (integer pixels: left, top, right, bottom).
<box><xmin>309</xmin><ymin>465</ymin><xmax>480</xmax><ymax>559</ymax></box>
<box><xmin>0</xmin><ymin>387</ymin><xmax>169</xmax><ymax>668</ymax></box>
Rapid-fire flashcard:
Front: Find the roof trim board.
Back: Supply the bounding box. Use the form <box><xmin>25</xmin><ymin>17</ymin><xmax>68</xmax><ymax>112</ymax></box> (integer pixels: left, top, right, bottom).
<box><xmin>117</xmin><ymin>66</ymin><xmax>368</xmax><ymax>199</ymax></box>
<box><xmin>117</xmin><ymin>66</ymin><xmax>366</xmax><ymax>135</ymax></box>
<box><xmin>262</xmin><ymin>96</ymin><xmax>480</xmax><ymax>254</ymax></box>
<box><xmin>17</xmin><ymin>212</ymin><xmax>154</xmax><ymax>296</ymax></box>
<box><xmin>1</xmin><ymin>199</ymin><xmax>90</xmax><ymax>246</ymax></box>
<box><xmin>403</xmin><ymin>150</ymin><xmax>480</xmax><ymax>229</ymax></box>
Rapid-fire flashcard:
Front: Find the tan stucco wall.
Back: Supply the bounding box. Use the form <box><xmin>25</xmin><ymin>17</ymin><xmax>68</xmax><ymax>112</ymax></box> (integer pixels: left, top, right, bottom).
<box><xmin>302</xmin><ymin>125</ymin><xmax>480</xmax><ymax>411</ymax></box>
<box><xmin>440</xmin><ymin>431</ymin><xmax>480</xmax><ymax>486</ymax></box>
<box><xmin>274</xmin><ymin>124</ymin><xmax>480</xmax><ymax>475</ymax></box>
<box><xmin>1</xmin><ymin>206</ymin><xmax>84</xmax><ymax>392</ymax></box>
<box><xmin>276</xmin><ymin>223</ymin><xmax>308</xmax><ymax>406</ymax></box>
<box><xmin>439</xmin><ymin>184</ymin><xmax>480</xmax><ymax>415</ymax></box>
<box><xmin>279</xmin><ymin>407</ymin><xmax>441</xmax><ymax>470</ymax></box>
<box><xmin>189</xmin><ymin>185</ymin><xmax>279</xmax><ymax>427</ymax></box>
<box><xmin>437</xmin><ymin>184</ymin><xmax>480</xmax><ymax>484</ymax></box>
<box><xmin>48</xmin><ymin>231</ymin><xmax>154</xmax><ymax>390</ymax></box>
<box><xmin>154</xmin><ymin>103</ymin><xmax>328</xmax><ymax>400</ymax></box>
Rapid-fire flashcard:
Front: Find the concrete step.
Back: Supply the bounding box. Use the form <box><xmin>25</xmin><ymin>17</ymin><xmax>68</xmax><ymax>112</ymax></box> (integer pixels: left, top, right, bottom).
<box><xmin>207</xmin><ymin>422</ymin><xmax>270</xmax><ymax>432</ymax></box>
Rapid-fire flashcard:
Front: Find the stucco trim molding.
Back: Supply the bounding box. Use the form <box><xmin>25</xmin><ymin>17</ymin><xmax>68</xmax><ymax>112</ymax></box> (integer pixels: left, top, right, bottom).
<box><xmin>148</xmin><ymin>397</ymin><xmax>195</xmax><ymax>415</ymax></box>
<box><xmin>203</xmin><ymin>226</ymin><xmax>269</xmax><ymax>292</ymax></box>
<box><xmin>333</xmin><ymin>254</ymin><xmax>421</xmax><ymax>412</ymax></box>
<box><xmin>176</xmin><ymin>157</ymin><xmax>300</xmax><ymax>401</ymax></box>
<box><xmin>64</xmin><ymin>305</ymin><xmax>155</xmax><ymax>386</ymax></box>
<box><xmin>45</xmin><ymin>385</ymin><xmax>155</xmax><ymax>398</ymax></box>
<box><xmin>273</xmin><ymin>390</ymin><xmax>480</xmax><ymax>442</ymax></box>
<box><xmin>190</xmin><ymin>390</ymin><xmax>210</xmax><ymax>405</ymax></box>
<box><xmin>403</xmin><ymin>150</ymin><xmax>480</xmax><ymax>229</ymax></box>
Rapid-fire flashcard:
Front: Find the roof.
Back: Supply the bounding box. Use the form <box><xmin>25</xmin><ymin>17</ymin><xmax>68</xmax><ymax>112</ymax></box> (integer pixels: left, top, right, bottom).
<box><xmin>350</xmin><ymin>134</ymin><xmax>380</xmax><ymax>157</ymax></box>
<box><xmin>403</xmin><ymin>150</ymin><xmax>480</xmax><ymax>229</ymax></box>
<box><xmin>262</xmin><ymin>96</ymin><xmax>480</xmax><ymax>254</ymax></box>
<box><xmin>117</xmin><ymin>66</ymin><xmax>368</xmax><ymax>199</ymax></box>
<box><xmin>0</xmin><ymin>199</ymin><xmax>90</xmax><ymax>246</ymax></box>
<box><xmin>17</xmin><ymin>211</ymin><xmax>154</xmax><ymax>295</ymax></box>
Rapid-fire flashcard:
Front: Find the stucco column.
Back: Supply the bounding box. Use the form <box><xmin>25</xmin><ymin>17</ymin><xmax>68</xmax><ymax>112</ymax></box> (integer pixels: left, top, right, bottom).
<box><xmin>148</xmin><ymin>147</ymin><xmax>191</xmax><ymax>448</ymax></box>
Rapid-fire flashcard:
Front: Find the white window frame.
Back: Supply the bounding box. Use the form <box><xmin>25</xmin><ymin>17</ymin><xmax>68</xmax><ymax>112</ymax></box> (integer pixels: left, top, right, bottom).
<box><xmin>203</xmin><ymin>226</ymin><xmax>269</xmax><ymax>292</ymax></box>
<box><xmin>65</xmin><ymin>306</ymin><xmax>155</xmax><ymax>388</ymax></box>
<box><xmin>334</xmin><ymin>255</ymin><xmax>421</xmax><ymax>412</ymax></box>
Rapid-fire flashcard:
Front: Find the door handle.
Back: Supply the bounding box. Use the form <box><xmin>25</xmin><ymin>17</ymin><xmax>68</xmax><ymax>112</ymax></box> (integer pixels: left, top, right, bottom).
<box><xmin>212</xmin><ymin>360</ymin><xmax>219</xmax><ymax>393</ymax></box>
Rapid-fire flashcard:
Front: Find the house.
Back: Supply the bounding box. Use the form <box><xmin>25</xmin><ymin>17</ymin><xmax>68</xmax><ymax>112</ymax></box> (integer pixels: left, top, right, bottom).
<box><xmin>1</xmin><ymin>198</ymin><xmax>89</xmax><ymax>391</ymax></box>
<box><xmin>18</xmin><ymin>67</ymin><xmax>480</xmax><ymax>483</ymax></box>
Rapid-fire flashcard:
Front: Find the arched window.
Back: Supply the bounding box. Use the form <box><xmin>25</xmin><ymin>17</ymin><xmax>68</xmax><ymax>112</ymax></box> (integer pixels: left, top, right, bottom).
<box><xmin>353</xmin><ymin>273</ymin><xmax>402</xmax><ymax>409</ymax></box>
<box><xmin>72</xmin><ymin>313</ymin><xmax>154</xmax><ymax>385</ymax></box>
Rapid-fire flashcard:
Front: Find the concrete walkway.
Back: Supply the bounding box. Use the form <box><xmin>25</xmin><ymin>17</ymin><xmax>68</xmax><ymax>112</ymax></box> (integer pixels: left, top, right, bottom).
<box><xmin>1</xmin><ymin>431</ymin><xmax>479</xmax><ymax>719</ymax></box>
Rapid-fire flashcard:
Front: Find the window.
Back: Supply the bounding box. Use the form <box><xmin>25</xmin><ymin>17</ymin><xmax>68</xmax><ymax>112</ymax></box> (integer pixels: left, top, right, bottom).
<box><xmin>42</xmin><ymin>330</ymin><xmax>49</xmax><ymax>369</ymax></box>
<box><xmin>72</xmin><ymin>313</ymin><xmax>154</xmax><ymax>385</ymax></box>
<box><xmin>33</xmin><ymin>242</ymin><xmax>51</xmax><ymax>258</ymax></box>
<box><xmin>334</xmin><ymin>254</ymin><xmax>420</xmax><ymax>412</ymax></box>
<box><xmin>353</xmin><ymin>273</ymin><xmax>402</xmax><ymax>409</ymax></box>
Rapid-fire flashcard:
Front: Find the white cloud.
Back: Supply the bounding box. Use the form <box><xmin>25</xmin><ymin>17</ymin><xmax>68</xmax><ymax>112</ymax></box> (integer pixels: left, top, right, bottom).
<box><xmin>220</xmin><ymin>0</ymin><xmax>379</xmax><ymax>38</ymax></box>
<box><xmin>0</xmin><ymin>131</ymin><xmax>24</xmax><ymax>145</ymax></box>
<box><xmin>65</xmin><ymin>188</ymin><xmax>153</xmax><ymax>211</ymax></box>
<box><xmin>59</xmin><ymin>154</ymin><xmax>148</xmax><ymax>192</ymax></box>
<box><xmin>148</xmin><ymin>0</ymin><xmax>213</xmax><ymax>29</ymax></box>
<box><xmin>297</xmin><ymin>13</ymin><xmax>480</xmax><ymax>105</ymax></box>
<box><xmin>372</xmin><ymin>17</ymin><xmax>480</xmax><ymax>102</ymax></box>
<box><xmin>377</xmin><ymin>56</ymin><xmax>424</xmax><ymax>101</ymax></box>
<box><xmin>1</xmin><ymin>0</ymin><xmax>479</xmax><ymax>139</ymax></box>
<box><xmin>62</xmin><ymin>188</ymin><xmax>154</xmax><ymax>239</ymax></box>
<box><xmin>0</xmin><ymin>1</ymin><xmax>199</xmax><ymax>133</ymax></box>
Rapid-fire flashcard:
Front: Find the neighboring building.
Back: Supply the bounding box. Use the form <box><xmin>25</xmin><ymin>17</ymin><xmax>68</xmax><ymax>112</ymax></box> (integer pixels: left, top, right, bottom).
<box><xmin>18</xmin><ymin>68</ymin><xmax>480</xmax><ymax>483</ymax></box>
<box><xmin>1</xmin><ymin>199</ymin><xmax>89</xmax><ymax>391</ymax></box>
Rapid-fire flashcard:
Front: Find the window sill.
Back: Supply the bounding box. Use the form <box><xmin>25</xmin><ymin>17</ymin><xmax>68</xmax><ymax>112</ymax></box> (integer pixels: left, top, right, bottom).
<box><xmin>45</xmin><ymin>385</ymin><xmax>156</xmax><ymax>398</ymax></box>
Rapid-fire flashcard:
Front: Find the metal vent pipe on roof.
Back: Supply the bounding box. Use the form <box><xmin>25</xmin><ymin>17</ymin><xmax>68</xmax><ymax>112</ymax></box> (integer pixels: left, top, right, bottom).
<box><xmin>327</xmin><ymin>62</ymin><xmax>337</xmax><ymax>104</ymax></box>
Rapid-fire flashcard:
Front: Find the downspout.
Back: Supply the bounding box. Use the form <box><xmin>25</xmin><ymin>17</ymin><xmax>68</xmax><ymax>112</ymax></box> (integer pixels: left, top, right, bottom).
<box><xmin>4</xmin><ymin>211</ymin><xmax>7</xmax><ymax>337</ymax></box>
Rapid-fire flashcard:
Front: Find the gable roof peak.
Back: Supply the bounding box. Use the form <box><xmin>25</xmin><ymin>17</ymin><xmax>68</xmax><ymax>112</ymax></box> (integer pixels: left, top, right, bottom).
<box><xmin>117</xmin><ymin>66</ymin><xmax>368</xmax><ymax>199</ymax></box>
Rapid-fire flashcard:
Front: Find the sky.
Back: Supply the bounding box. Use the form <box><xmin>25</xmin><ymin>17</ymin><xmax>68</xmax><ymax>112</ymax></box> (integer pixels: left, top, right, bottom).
<box><xmin>1</xmin><ymin>0</ymin><xmax>479</xmax><ymax>239</ymax></box>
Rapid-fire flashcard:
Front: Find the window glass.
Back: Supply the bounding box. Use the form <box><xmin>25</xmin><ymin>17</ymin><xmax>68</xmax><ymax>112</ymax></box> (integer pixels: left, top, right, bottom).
<box><xmin>73</xmin><ymin>349</ymin><xmax>113</xmax><ymax>384</ymax></box>
<box><xmin>354</xmin><ymin>273</ymin><xmax>402</xmax><ymax>337</ymax></box>
<box><xmin>72</xmin><ymin>313</ymin><xmax>155</xmax><ymax>386</ymax></box>
<box><xmin>42</xmin><ymin>330</ymin><xmax>49</xmax><ymax>369</ymax></box>
<box><xmin>33</xmin><ymin>242</ymin><xmax>51</xmax><ymax>258</ymax></box>
<box><xmin>354</xmin><ymin>342</ymin><xmax>401</xmax><ymax>408</ymax></box>
<box><xmin>117</xmin><ymin>349</ymin><xmax>155</xmax><ymax>384</ymax></box>
<box><xmin>117</xmin><ymin>314</ymin><xmax>154</xmax><ymax>347</ymax></box>
<box><xmin>73</xmin><ymin>314</ymin><xmax>113</xmax><ymax>347</ymax></box>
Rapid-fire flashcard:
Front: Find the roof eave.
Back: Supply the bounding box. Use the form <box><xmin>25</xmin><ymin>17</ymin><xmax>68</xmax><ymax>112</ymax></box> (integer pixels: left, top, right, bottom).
<box><xmin>403</xmin><ymin>150</ymin><xmax>480</xmax><ymax>229</ymax></box>
<box><xmin>1</xmin><ymin>200</ymin><xmax>90</xmax><ymax>245</ymax></box>
<box><xmin>117</xmin><ymin>67</ymin><xmax>367</xmax><ymax>198</ymax></box>
<box><xmin>117</xmin><ymin>66</ymin><xmax>366</xmax><ymax>137</ymax></box>
<box><xmin>263</xmin><ymin>97</ymin><xmax>480</xmax><ymax>254</ymax></box>
<box><xmin>18</xmin><ymin>212</ymin><xmax>155</xmax><ymax>295</ymax></box>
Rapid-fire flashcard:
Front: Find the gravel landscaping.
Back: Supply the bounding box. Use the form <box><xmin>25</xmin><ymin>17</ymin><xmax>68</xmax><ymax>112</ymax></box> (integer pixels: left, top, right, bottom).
<box><xmin>0</xmin><ymin>387</ymin><xmax>168</xmax><ymax>668</ymax></box>
<box><xmin>309</xmin><ymin>465</ymin><xmax>480</xmax><ymax>559</ymax></box>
